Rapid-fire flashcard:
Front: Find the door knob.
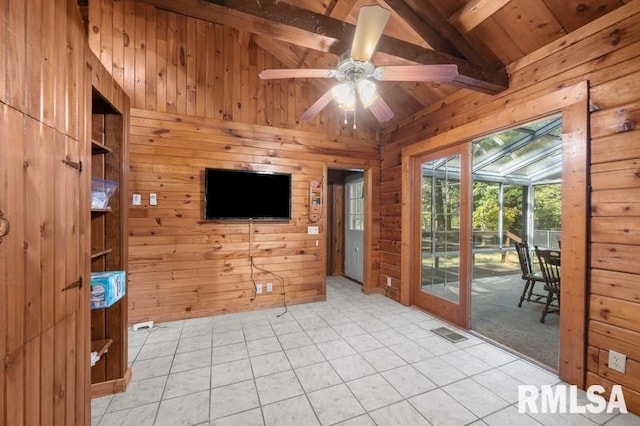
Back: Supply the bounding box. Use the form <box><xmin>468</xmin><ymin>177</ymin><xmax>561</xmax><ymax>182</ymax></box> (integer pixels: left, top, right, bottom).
<box><xmin>0</xmin><ymin>209</ymin><xmax>9</xmax><ymax>244</ymax></box>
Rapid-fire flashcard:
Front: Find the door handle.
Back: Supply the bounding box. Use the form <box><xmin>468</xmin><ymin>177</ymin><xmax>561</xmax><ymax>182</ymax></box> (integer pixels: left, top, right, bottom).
<box><xmin>0</xmin><ymin>209</ymin><xmax>9</xmax><ymax>245</ymax></box>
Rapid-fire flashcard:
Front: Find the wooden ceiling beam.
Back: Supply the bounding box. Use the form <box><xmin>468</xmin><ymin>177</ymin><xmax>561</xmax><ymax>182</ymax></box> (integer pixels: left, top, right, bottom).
<box><xmin>450</xmin><ymin>0</ymin><xmax>513</xmax><ymax>33</ymax></box>
<box><xmin>140</xmin><ymin>0</ymin><xmax>508</xmax><ymax>94</ymax></box>
<box><xmin>385</xmin><ymin>0</ymin><xmax>491</xmax><ymax>67</ymax></box>
<box><xmin>213</xmin><ymin>0</ymin><xmax>507</xmax><ymax>94</ymax></box>
<box><xmin>139</xmin><ymin>0</ymin><xmax>348</xmax><ymax>55</ymax></box>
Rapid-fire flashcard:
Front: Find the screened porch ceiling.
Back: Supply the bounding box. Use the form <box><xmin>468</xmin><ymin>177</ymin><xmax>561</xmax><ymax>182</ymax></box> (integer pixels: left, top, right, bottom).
<box><xmin>423</xmin><ymin>115</ymin><xmax>563</xmax><ymax>186</ymax></box>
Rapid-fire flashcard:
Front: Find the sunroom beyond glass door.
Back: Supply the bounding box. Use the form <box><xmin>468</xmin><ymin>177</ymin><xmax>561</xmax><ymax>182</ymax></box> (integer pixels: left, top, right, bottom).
<box><xmin>421</xmin><ymin>155</ymin><xmax>461</xmax><ymax>302</ymax></box>
<box><xmin>414</xmin><ymin>145</ymin><xmax>470</xmax><ymax>327</ymax></box>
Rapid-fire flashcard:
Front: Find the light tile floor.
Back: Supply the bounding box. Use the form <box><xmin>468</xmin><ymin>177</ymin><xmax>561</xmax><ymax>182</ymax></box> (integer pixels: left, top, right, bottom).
<box><xmin>92</xmin><ymin>277</ymin><xmax>640</xmax><ymax>426</ymax></box>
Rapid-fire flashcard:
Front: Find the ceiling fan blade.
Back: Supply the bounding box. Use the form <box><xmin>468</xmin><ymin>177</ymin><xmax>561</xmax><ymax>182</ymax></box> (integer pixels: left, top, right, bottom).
<box><xmin>367</xmin><ymin>96</ymin><xmax>395</xmax><ymax>123</ymax></box>
<box><xmin>374</xmin><ymin>64</ymin><xmax>459</xmax><ymax>82</ymax></box>
<box><xmin>259</xmin><ymin>69</ymin><xmax>334</xmax><ymax>79</ymax></box>
<box><xmin>300</xmin><ymin>89</ymin><xmax>335</xmax><ymax>121</ymax></box>
<box><xmin>350</xmin><ymin>5</ymin><xmax>391</xmax><ymax>62</ymax></box>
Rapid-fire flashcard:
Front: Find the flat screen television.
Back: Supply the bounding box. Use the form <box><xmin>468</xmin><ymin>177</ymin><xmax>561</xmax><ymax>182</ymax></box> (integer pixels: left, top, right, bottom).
<box><xmin>204</xmin><ymin>168</ymin><xmax>292</xmax><ymax>221</ymax></box>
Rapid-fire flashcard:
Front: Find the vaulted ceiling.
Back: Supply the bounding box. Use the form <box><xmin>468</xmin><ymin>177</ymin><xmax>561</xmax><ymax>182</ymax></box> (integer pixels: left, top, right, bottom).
<box><xmin>138</xmin><ymin>0</ymin><xmax>628</xmax><ymax>130</ymax></box>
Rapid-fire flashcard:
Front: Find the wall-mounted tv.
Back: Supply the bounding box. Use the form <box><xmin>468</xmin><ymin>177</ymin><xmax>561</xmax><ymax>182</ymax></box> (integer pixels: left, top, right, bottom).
<box><xmin>204</xmin><ymin>168</ymin><xmax>292</xmax><ymax>221</ymax></box>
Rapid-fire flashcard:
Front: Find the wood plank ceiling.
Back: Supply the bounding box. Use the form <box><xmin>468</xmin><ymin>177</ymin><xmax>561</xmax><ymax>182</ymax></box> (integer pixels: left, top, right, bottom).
<box><xmin>139</xmin><ymin>0</ymin><xmax>628</xmax><ymax>132</ymax></box>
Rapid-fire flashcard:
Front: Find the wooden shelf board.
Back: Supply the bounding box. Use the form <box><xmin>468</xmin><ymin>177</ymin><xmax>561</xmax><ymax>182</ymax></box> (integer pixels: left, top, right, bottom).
<box><xmin>90</xmin><ymin>367</ymin><xmax>132</xmax><ymax>398</ymax></box>
<box><xmin>91</xmin><ymin>338</ymin><xmax>113</xmax><ymax>358</ymax></box>
<box><xmin>91</xmin><ymin>248</ymin><xmax>113</xmax><ymax>260</ymax></box>
<box><xmin>91</xmin><ymin>139</ymin><xmax>112</xmax><ymax>155</ymax></box>
<box><xmin>91</xmin><ymin>207</ymin><xmax>112</xmax><ymax>213</ymax></box>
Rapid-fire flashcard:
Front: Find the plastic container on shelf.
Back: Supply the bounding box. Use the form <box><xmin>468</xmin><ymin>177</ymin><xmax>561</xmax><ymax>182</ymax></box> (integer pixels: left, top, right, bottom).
<box><xmin>91</xmin><ymin>177</ymin><xmax>118</xmax><ymax>209</ymax></box>
<box><xmin>90</xmin><ymin>270</ymin><xmax>126</xmax><ymax>309</ymax></box>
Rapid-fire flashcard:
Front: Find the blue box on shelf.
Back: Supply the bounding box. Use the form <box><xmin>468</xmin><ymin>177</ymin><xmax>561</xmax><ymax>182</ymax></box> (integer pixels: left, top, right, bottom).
<box><xmin>90</xmin><ymin>270</ymin><xmax>126</xmax><ymax>309</ymax></box>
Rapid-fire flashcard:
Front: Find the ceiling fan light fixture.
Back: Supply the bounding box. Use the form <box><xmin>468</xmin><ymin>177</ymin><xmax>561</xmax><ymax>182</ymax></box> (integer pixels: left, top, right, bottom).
<box><xmin>331</xmin><ymin>83</ymin><xmax>356</xmax><ymax>111</ymax></box>
<box><xmin>357</xmin><ymin>79</ymin><xmax>378</xmax><ymax>108</ymax></box>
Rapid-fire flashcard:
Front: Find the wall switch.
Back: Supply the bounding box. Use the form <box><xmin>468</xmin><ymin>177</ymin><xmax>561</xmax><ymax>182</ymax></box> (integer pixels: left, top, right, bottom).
<box><xmin>255</xmin><ymin>284</ymin><xmax>263</xmax><ymax>294</ymax></box>
<box><xmin>386</xmin><ymin>276</ymin><xmax>392</xmax><ymax>287</ymax></box>
<box><xmin>149</xmin><ymin>193</ymin><xmax>158</xmax><ymax>206</ymax></box>
<box><xmin>608</xmin><ymin>350</ymin><xmax>626</xmax><ymax>373</ymax></box>
<box><xmin>266</xmin><ymin>283</ymin><xmax>273</xmax><ymax>293</ymax></box>
<box><xmin>132</xmin><ymin>194</ymin><xmax>141</xmax><ymax>206</ymax></box>
<box><xmin>308</xmin><ymin>226</ymin><xmax>319</xmax><ymax>235</ymax></box>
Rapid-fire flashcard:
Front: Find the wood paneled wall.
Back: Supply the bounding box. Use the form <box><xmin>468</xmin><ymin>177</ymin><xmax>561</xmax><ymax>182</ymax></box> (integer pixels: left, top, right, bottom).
<box><xmin>380</xmin><ymin>2</ymin><xmax>640</xmax><ymax>412</ymax></box>
<box><xmin>127</xmin><ymin>108</ymin><xmax>379</xmax><ymax>323</ymax></box>
<box><xmin>87</xmin><ymin>0</ymin><xmax>377</xmax><ymax>142</ymax></box>
<box><xmin>1</xmin><ymin>0</ymin><xmax>92</xmax><ymax>424</ymax></box>
<box><xmin>88</xmin><ymin>0</ymin><xmax>382</xmax><ymax>323</ymax></box>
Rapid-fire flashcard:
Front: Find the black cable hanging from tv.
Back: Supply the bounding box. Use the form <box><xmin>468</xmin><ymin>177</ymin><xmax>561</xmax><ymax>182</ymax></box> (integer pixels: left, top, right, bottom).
<box><xmin>248</xmin><ymin>219</ymin><xmax>288</xmax><ymax>317</ymax></box>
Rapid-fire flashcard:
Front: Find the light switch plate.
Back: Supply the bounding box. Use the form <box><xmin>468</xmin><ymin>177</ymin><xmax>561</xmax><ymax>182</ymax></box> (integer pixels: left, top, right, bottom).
<box><xmin>132</xmin><ymin>194</ymin><xmax>141</xmax><ymax>206</ymax></box>
<box><xmin>150</xmin><ymin>193</ymin><xmax>157</xmax><ymax>206</ymax></box>
<box><xmin>308</xmin><ymin>226</ymin><xmax>319</xmax><ymax>235</ymax></box>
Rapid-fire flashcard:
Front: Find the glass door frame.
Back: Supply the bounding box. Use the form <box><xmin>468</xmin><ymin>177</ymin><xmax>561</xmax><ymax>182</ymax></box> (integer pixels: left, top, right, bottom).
<box><xmin>409</xmin><ymin>143</ymin><xmax>472</xmax><ymax>328</ymax></box>
<box><xmin>400</xmin><ymin>82</ymin><xmax>588</xmax><ymax>387</ymax></box>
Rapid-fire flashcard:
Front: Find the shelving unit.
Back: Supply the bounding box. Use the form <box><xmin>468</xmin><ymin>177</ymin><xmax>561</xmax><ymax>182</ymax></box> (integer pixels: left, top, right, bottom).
<box><xmin>90</xmin><ymin>87</ymin><xmax>130</xmax><ymax>398</ymax></box>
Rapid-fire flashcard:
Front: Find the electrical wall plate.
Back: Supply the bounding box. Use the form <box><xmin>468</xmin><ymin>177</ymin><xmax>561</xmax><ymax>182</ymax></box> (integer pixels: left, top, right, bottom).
<box><xmin>608</xmin><ymin>350</ymin><xmax>626</xmax><ymax>373</ymax></box>
<box><xmin>150</xmin><ymin>193</ymin><xmax>157</xmax><ymax>206</ymax></box>
<box><xmin>132</xmin><ymin>194</ymin><xmax>141</xmax><ymax>206</ymax></box>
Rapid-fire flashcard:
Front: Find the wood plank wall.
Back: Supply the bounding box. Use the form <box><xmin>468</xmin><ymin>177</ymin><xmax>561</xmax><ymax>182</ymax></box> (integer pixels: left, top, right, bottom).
<box><xmin>87</xmin><ymin>0</ymin><xmax>377</xmax><ymax>141</ymax></box>
<box><xmin>380</xmin><ymin>2</ymin><xmax>640</xmax><ymax>412</ymax></box>
<box><xmin>1</xmin><ymin>0</ymin><xmax>92</xmax><ymax>424</ymax></box>
<box><xmin>127</xmin><ymin>109</ymin><xmax>379</xmax><ymax>323</ymax></box>
<box><xmin>88</xmin><ymin>0</ymin><xmax>382</xmax><ymax>323</ymax></box>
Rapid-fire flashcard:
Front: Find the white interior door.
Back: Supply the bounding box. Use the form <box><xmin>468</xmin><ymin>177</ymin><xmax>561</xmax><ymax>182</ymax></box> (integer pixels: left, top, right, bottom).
<box><xmin>345</xmin><ymin>174</ymin><xmax>364</xmax><ymax>282</ymax></box>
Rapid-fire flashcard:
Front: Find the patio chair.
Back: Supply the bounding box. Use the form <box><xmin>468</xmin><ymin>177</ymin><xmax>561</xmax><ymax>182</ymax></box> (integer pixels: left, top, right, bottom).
<box><xmin>534</xmin><ymin>247</ymin><xmax>561</xmax><ymax>323</ymax></box>
<box><xmin>515</xmin><ymin>241</ymin><xmax>546</xmax><ymax>307</ymax></box>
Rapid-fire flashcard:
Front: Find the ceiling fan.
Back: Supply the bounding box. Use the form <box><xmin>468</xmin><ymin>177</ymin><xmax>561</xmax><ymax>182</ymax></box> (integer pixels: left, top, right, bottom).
<box><xmin>258</xmin><ymin>4</ymin><xmax>460</xmax><ymax>124</ymax></box>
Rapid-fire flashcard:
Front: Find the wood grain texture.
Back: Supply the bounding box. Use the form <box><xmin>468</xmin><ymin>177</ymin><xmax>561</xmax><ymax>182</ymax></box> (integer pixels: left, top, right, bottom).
<box><xmin>82</xmin><ymin>0</ymin><xmax>640</xmax><ymax>414</ymax></box>
<box><xmin>127</xmin><ymin>108</ymin><xmax>380</xmax><ymax>322</ymax></box>
<box><xmin>1</xmin><ymin>0</ymin><xmax>91</xmax><ymax>423</ymax></box>
<box><xmin>88</xmin><ymin>0</ymin><xmax>378</xmax><ymax>142</ymax></box>
<box><xmin>386</xmin><ymin>2</ymin><xmax>640</xmax><ymax>398</ymax></box>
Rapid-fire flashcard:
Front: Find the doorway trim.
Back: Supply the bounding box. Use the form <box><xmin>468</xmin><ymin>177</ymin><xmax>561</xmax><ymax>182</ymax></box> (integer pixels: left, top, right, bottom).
<box><xmin>400</xmin><ymin>81</ymin><xmax>589</xmax><ymax>387</ymax></box>
<box><xmin>323</xmin><ymin>164</ymin><xmax>378</xmax><ymax>294</ymax></box>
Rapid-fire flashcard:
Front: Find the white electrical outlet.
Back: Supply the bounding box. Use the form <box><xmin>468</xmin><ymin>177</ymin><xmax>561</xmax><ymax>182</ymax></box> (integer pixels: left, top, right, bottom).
<box><xmin>150</xmin><ymin>193</ymin><xmax>158</xmax><ymax>206</ymax></box>
<box><xmin>608</xmin><ymin>350</ymin><xmax>626</xmax><ymax>373</ymax></box>
<box><xmin>132</xmin><ymin>194</ymin><xmax>141</xmax><ymax>206</ymax></box>
<box><xmin>255</xmin><ymin>284</ymin><xmax>263</xmax><ymax>294</ymax></box>
<box><xmin>266</xmin><ymin>283</ymin><xmax>273</xmax><ymax>293</ymax></box>
<box><xmin>386</xmin><ymin>276</ymin><xmax>392</xmax><ymax>287</ymax></box>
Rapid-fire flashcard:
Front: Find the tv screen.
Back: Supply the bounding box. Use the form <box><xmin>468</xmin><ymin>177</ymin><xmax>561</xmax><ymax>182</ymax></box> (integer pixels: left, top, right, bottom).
<box><xmin>204</xmin><ymin>168</ymin><xmax>291</xmax><ymax>221</ymax></box>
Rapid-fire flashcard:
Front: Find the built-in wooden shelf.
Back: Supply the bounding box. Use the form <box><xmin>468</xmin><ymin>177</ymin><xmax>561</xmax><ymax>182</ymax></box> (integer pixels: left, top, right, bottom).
<box><xmin>90</xmin><ymin>71</ymin><xmax>129</xmax><ymax>398</ymax></box>
<box><xmin>92</xmin><ymin>139</ymin><xmax>112</xmax><ymax>155</ymax></box>
<box><xmin>91</xmin><ymin>339</ymin><xmax>113</xmax><ymax>359</ymax></box>
<box><xmin>91</xmin><ymin>248</ymin><xmax>113</xmax><ymax>260</ymax></box>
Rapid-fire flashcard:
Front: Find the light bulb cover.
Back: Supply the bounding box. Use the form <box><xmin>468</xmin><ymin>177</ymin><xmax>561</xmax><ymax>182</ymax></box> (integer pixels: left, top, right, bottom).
<box><xmin>331</xmin><ymin>83</ymin><xmax>356</xmax><ymax>111</ymax></box>
<box><xmin>357</xmin><ymin>79</ymin><xmax>378</xmax><ymax>108</ymax></box>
